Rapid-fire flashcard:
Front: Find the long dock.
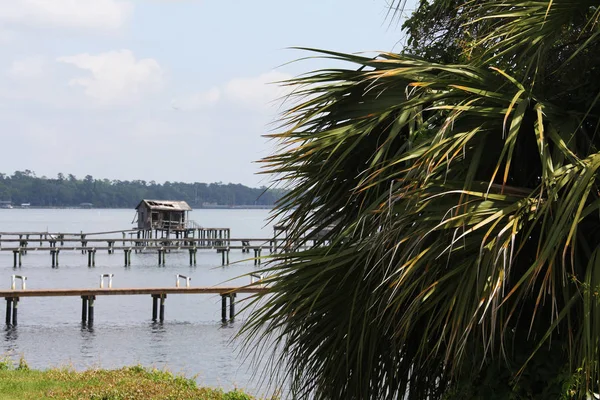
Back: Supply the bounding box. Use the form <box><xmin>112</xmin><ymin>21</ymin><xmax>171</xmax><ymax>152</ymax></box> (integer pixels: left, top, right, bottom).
<box><xmin>1</xmin><ymin>285</ymin><xmax>267</xmax><ymax>326</ymax></box>
<box><xmin>0</xmin><ymin>225</ymin><xmax>301</xmax><ymax>268</ymax></box>
<box><xmin>0</xmin><ymin>237</ymin><xmax>296</xmax><ymax>267</ymax></box>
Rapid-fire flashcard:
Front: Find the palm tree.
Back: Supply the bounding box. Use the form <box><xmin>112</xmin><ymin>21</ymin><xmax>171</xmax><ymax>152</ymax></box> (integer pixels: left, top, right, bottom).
<box><xmin>242</xmin><ymin>0</ymin><xmax>600</xmax><ymax>398</ymax></box>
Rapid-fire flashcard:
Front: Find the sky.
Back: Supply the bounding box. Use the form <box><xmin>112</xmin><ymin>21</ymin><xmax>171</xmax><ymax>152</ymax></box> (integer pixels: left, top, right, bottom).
<box><xmin>0</xmin><ymin>0</ymin><xmax>408</xmax><ymax>187</ymax></box>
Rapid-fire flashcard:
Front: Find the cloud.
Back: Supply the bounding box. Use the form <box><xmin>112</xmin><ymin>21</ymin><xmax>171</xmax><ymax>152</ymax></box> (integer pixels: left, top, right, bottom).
<box><xmin>224</xmin><ymin>70</ymin><xmax>292</xmax><ymax>109</ymax></box>
<box><xmin>57</xmin><ymin>50</ymin><xmax>164</xmax><ymax>105</ymax></box>
<box><xmin>8</xmin><ymin>56</ymin><xmax>47</xmax><ymax>79</ymax></box>
<box><xmin>0</xmin><ymin>0</ymin><xmax>133</xmax><ymax>31</ymax></box>
<box><xmin>173</xmin><ymin>71</ymin><xmax>292</xmax><ymax>112</ymax></box>
<box><xmin>171</xmin><ymin>87</ymin><xmax>220</xmax><ymax>110</ymax></box>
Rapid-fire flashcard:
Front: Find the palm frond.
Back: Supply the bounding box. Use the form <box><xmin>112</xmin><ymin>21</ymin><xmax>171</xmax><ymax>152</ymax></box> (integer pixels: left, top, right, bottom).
<box><xmin>243</xmin><ymin>1</ymin><xmax>600</xmax><ymax>398</ymax></box>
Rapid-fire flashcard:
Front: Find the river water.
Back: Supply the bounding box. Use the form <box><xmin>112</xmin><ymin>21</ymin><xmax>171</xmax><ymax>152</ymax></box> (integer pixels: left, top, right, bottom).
<box><xmin>0</xmin><ymin>208</ymin><xmax>278</xmax><ymax>394</ymax></box>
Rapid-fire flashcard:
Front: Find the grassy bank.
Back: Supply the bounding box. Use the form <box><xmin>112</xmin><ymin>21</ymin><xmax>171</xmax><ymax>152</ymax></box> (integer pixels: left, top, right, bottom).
<box><xmin>0</xmin><ymin>358</ymin><xmax>265</xmax><ymax>400</ymax></box>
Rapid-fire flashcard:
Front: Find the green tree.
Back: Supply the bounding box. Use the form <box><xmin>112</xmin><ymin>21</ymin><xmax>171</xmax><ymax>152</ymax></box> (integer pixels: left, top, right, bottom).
<box><xmin>0</xmin><ymin>171</ymin><xmax>283</xmax><ymax>208</ymax></box>
<box><xmin>243</xmin><ymin>0</ymin><xmax>600</xmax><ymax>398</ymax></box>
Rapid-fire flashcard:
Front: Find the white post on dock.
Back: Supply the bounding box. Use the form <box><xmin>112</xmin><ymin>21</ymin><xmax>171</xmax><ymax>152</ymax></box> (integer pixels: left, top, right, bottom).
<box><xmin>99</xmin><ymin>274</ymin><xmax>114</xmax><ymax>288</ymax></box>
<box><xmin>250</xmin><ymin>273</ymin><xmax>264</xmax><ymax>287</ymax></box>
<box><xmin>175</xmin><ymin>274</ymin><xmax>191</xmax><ymax>288</ymax></box>
<box><xmin>10</xmin><ymin>275</ymin><xmax>27</xmax><ymax>290</ymax></box>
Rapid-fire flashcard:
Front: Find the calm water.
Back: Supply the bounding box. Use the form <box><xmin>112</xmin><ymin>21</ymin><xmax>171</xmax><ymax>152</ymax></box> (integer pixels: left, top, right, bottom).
<box><xmin>0</xmin><ymin>208</ymin><xmax>277</xmax><ymax>394</ymax></box>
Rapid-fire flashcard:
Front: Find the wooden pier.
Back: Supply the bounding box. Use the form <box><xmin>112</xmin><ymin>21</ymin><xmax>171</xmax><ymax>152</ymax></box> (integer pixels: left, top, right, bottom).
<box><xmin>0</xmin><ymin>229</ymin><xmax>296</xmax><ymax>267</ymax></box>
<box><xmin>1</xmin><ymin>285</ymin><xmax>267</xmax><ymax>326</ymax></box>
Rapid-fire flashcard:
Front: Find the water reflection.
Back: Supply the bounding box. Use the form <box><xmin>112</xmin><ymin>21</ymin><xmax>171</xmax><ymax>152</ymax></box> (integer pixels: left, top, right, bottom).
<box><xmin>148</xmin><ymin>322</ymin><xmax>168</xmax><ymax>363</ymax></box>
<box><xmin>4</xmin><ymin>326</ymin><xmax>18</xmax><ymax>341</ymax></box>
<box><xmin>3</xmin><ymin>326</ymin><xmax>19</xmax><ymax>355</ymax></box>
<box><xmin>80</xmin><ymin>323</ymin><xmax>95</xmax><ymax>335</ymax></box>
<box><xmin>79</xmin><ymin>323</ymin><xmax>96</xmax><ymax>360</ymax></box>
<box><xmin>150</xmin><ymin>321</ymin><xmax>165</xmax><ymax>334</ymax></box>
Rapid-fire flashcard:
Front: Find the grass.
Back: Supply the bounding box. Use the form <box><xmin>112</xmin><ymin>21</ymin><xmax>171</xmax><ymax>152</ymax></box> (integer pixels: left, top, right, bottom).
<box><xmin>0</xmin><ymin>357</ymin><xmax>267</xmax><ymax>400</ymax></box>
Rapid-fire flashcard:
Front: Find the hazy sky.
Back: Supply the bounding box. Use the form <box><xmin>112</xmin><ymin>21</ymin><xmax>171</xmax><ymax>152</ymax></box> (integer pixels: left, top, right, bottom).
<box><xmin>0</xmin><ymin>0</ymin><xmax>406</xmax><ymax>187</ymax></box>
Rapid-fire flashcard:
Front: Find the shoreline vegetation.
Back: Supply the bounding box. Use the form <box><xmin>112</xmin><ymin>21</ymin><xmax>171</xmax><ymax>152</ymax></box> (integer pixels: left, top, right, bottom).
<box><xmin>0</xmin><ymin>170</ymin><xmax>285</xmax><ymax>209</ymax></box>
<box><xmin>0</xmin><ymin>358</ymin><xmax>272</xmax><ymax>400</ymax></box>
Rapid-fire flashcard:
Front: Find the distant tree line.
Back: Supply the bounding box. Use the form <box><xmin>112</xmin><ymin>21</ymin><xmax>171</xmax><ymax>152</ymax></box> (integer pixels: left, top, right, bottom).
<box><xmin>0</xmin><ymin>170</ymin><xmax>284</xmax><ymax>208</ymax></box>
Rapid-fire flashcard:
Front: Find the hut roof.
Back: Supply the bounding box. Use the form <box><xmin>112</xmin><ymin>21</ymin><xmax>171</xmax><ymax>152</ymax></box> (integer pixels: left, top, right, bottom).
<box><xmin>135</xmin><ymin>200</ymin><xmax>192</xmax><ymax>212</ymax></box>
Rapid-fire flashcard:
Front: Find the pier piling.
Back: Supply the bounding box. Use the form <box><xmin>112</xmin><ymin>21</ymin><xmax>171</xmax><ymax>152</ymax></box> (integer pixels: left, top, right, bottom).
<box><xmin>87</xmin><ymin>249</ymin><xmax>97</xmax><ymax>267</ymax></box>
<box><xmin>81</xmin><ymin>296</ymin><xmax>88</xmax><ymax>322</ymax></box>
<box><xmin>5</xmin><ymin>298</ymin><xmax>12</xmax><ymax>325</ymax></box>
<box><xmin>87</xmin><ymin>296</ymin><xmax>95</xmax><ymax>324</ymax></box>
<box><xmin>188</xmin><ymin>248</ymin><xmax>196</xmax><ymax>266</ymax></box>
<box><xmin>159</xmin><ymin>294</ymin><xmax>166</xmax><ymax>322</ymax></box>
<box><xmin>13</xmin><ymin>250</ymin><xmax>20</xmax><ymax>268</ymax></box>
<box><xmin>124</xmin><ymin>249</ymin><xmax>131</xmax><ymax>266</ymax></box>
<box><xmin>51</xmin><ymin>249</ymin><xmax>59</xmax><ymax>267</ymax></box>
<box><xmin>221</xmin><ymin>295</ymin><xmax>227</xmax><ymax>322</ymax></box>
<box><xmin>12</xmin><ymin>297</ymin><xmax>18</xmax><ymax>325</ymax></box>
<box><xmin>253</xmin><ymin>248</ymin><xmax>262</xmax><ymax>265</ymax></box>
<box><xmin>220</xmin><ymin>293</ymin><xmax>237</xmax><ymax>322</ymax></box>
<box><xmin>229</xmin><ymin>293</ymin><xmax>236</xmax><ymax>321</ymax></box>
<box><xmin>151</xmin><ymin>295</ymin><xmax>158</xmax><ymax>321</ymax></box>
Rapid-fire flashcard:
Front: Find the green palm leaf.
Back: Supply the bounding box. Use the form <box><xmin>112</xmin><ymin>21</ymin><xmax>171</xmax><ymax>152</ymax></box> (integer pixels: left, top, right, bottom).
<box><xmin>243</xmin><ymin>0</ymin><xmax>600</xmax><ymax>398</ymax></box>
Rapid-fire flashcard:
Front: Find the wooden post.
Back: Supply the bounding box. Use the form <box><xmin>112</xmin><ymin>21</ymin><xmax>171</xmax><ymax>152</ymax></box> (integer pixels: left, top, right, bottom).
<box><xmin>226</xmin><ymin>249</ymin><xmax>230</xmax><ymax>265</ymax></box>
<box><xmin>229</xmin><ymin>293</ymin><xmax>236</xmax><ymax>321</ymax></box>
<box><xmin>13</xmin><ymin>250</ymin><xmax>18</xmax><ymax>268</ymax></box>
<box><xmin>124</xmin><ymin>249</ymin><xmax>132</xmax><ymax>267</ymax></box>
<box><xmin>51</xmin><ymin>249</ymin><xmax>59</xmax><ymax>267</ymax></box>
<box><xmin>88</xmin><ymin>295</ymin><xmax>95</xmax><ymax>324</ymax></box>
<box><xmin>151</xmin><ymin>295</ymin><xmax>158</xmax><ymax>321</ymax></box>
<box><xmin>20</xmin><ymin>239</ymin><xmax>27</xmax><ymax>255</ymax></box>
<box><xmin>158</xmin><ymin>249</ymin><xmax>163</xmax><ymax>266</ymax></box>
<box><xmin>88</xmin><ymin>251</ymin><xmax>92</xmax><ymax>267</ymax></box>
<box><xmin>193</xmin><ymin>247</ymin><xmax>197</xmax><ymax>266</ymax></box>
<box><xmin>221</xmin><ymin>295</ymin><xmax>227</xmax><ymax>323</ymax></box>
<box><xmin>5</xmin><ymin>298</ymin><xmax>12</xmax><ymax>325</ymax></box>
<box><xmin>159</xmin><ymin>294</ymin><xmax>166</xmax><ymax>322</ymax></box>
<box><xmin>221</xmin><ymin>250</ymin><xmax>225</xmax><ymax>266</ymax></box>
<box><xmin>81</xmin><ymin>296</ymin><xmax>88</xmax><ymax>322</ymax></box>
<box><xmin>11</xmin><ymin>298</ymin><xmax>18</xmax><ymax>325</ymax></box>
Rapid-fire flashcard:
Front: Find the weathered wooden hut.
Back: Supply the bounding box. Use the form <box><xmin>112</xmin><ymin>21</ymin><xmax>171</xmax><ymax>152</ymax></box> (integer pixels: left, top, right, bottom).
<box><xmin>134</xmin><ymin>200</ymin><xmax>192</xmax><ymax>232</ymax></box>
